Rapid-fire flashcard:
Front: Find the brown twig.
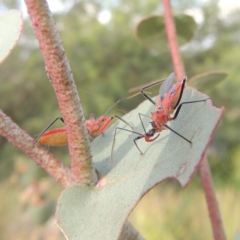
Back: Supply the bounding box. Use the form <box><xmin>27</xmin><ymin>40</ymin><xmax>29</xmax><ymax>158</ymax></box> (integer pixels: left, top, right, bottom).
<box><xmin>163</xmin><ymin>1</ymin><xmax>226</xmax><ymax>238</ymax></box>
<box><xmin>24</xmin><ymin>0</ymin><xmax>95</xmax><ymax>185</ymax></box>
<box><xmin>0</xmin><ymin>110</ymin><xmax>71</xmax><ymax>187</ymax></box>
<box><xmin>163</xmin><ymin>0</ymin><xmax>185</xmax><ymax>81</ymax></box>
<box><xmin>199</xmin><ymin>157</ymin><xmax>227</xmax><ymax>240</ymax></box>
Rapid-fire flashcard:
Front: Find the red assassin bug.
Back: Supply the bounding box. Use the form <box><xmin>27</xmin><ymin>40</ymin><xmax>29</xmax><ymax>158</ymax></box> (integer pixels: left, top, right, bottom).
<box><xmin>34</xmin><ymin>99</ymin><xmax>132</xmax><ymax>146</ymax></box>
<box><xmin>112</xmin><ymin>72</ymin><xmax>209</xmax><ymax>154</ymax></box>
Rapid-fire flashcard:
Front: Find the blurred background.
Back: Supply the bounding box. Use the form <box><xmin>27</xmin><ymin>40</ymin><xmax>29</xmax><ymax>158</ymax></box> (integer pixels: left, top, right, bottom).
<box><xmin>0</xmin><ymin>0</ymin><xmax>240</xmax><ymax>239</ymax></box>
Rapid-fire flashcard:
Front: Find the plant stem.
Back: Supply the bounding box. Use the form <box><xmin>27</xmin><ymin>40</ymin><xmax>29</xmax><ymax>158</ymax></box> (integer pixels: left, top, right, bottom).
<box><xmin>0</xmin><ymin>110</ymin><xmax>71</xmax><ymax>188</ymax></box>
<box><xmin>24</xmin><ymin>0</ymin><xmax>95</xmax><ymax>185</ymax></box>
<box><xmin>163</xmin><ymin>0</ymin><xmax>185</xmax><ymax>81</ymax></box>
<box><xmin>199</xmin><ymin>157</ymin><xmax>226</xmax><ymax>240</ymax></box>
<box><xmin>119</xmin><ymin>222</ymin><xmax>145</xmax><ymax>240</ymax></box>
<box><xmin>163</xmin><ymin>2</ymin><xmax>226</xmax><ymax>238</ymax></box>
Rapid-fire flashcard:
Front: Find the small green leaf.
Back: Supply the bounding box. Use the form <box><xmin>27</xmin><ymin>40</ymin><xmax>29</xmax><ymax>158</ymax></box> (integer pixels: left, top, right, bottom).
<box><xmin>136</xmin><ymin>15</ymin><xmax>196</xmax><ymax>52</ymax></box>
<box><xmin>188</xmin><ymin>70</ymin><xmax>228</xmax><ymax>91</ymax></box>
<box><xmin>0</xmin><ymin>10</ymin><xmax>23</xmax><ymax>65</ymax></box>
<box><xmin>175</xmin><ymin>15</ymin><xmax>197</xmax><ymax>45</ymax></box>
<box><xmin>56</xmin><ymin>88</ymin><xmax>223</xmax><ymax>240</ymax></box>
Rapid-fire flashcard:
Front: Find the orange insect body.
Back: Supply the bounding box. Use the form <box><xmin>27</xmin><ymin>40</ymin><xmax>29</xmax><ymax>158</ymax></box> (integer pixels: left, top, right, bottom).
<box><xmin>130</xmin><ymin>72</ymin><xmax>209</xmax><ymax>154</ymax></box>
<box><xmin>150</xmin><ymin>111</ymin><xmax>167</xmax><ymax>132</ymax></box>
<box><xmin>112</xmin><ymin>73</ymin><xmax>209</xmax><ymax>155</ymax></box>
<box><xmin>162</xmin><ymin>81</ymin><xmax>183</xmax><ymax>116</ymax></box>
<box><xmin>35</xmin><ymin>95</ymin><xmax>133</xmax><ymax>147</ymax></box>
<box><xmin>36</xmin><ymin>116</ymin><xmax>113</xmax><ymax>146</ymax></box>
<box><xmin>86</xmin><ymin>116</ymin><xmax>113</xmax><ymax>135</ymax></box>
<box><xmin>37</xmin><ymin>128</ymin><xmax>67</xmax><ymax>146</ymax></box>
<box><xmin>150</xmin><ymin>80</ymin><xmax>184</xmax><ymax>133</ymax></box>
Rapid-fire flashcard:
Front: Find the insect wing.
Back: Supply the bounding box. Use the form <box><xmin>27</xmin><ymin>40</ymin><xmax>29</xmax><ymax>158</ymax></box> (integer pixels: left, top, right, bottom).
<box><xmin>159</xmin><ymin>72</ymin><xmax>175</xmax><ymax>102</ymax></box>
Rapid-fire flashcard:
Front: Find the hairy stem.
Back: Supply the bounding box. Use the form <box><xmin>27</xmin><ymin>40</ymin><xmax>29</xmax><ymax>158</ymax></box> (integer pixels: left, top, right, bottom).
<box><xmin>24</xmin><ymin>0</ymin><xmax>95</xmax><ymax>185</ymax></box>
<box><xmin>0</xmin><ymin>110</ymin><xmax>71</xmax><ymax>187</ymax></box>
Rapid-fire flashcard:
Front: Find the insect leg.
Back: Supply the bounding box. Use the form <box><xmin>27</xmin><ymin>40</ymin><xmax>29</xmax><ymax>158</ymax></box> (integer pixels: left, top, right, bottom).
<box><xmin>34</xmin><ymin>117</ymin><xmax>64</xmax><ymax>145</ymax></box>
<box><xmin>171</xmin><ymin>98</ymin><xmax>210</xmax><ymax>120</ymax></box>
<box><xmin>163</xmin><ymin>123</ymin><xmax>192</xmax><ymax>145</ymax></box>
<box><xmin>141</xmin><ymin>79</ymin><xmax>166</xmax><ymax>106</ymax></box>
<box><xmin>111</xmin><ymin>127</ymin><xmax>144</xmax><ymax>165</ymax></box>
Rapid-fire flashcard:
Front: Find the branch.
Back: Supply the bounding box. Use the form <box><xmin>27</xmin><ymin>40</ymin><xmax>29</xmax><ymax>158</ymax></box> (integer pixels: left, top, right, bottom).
<box><xmin>24</xmin><ymin>0</ymin><xmax>95</xmax><ymax>185</ymax></box>
<box><xmin>0</xmin><ymin>110</ymin><xmax>71</xmax><ymax>187</ymax></box>
<box><xmin>163</xmin><ymin>0</ymin><xmax>185</xmax><ymax>80</ymax></box>
<box><xmin>199</xmin><ymin>157</ymin><xmax>227</xmax><ymax>240</ymax></box>
<box><xmin>162</xmin><ymin>2</ymin><xmax>226</xmax><ymax>238</ymax></box>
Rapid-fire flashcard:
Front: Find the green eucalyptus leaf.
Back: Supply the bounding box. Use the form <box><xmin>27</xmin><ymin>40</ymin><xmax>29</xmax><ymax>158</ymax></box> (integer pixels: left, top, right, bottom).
<box><xmin>56</xmin><ymin>88</ymin><xmax>223</xmax><ymax>240</ymax></box>
<box><xmin>0</xmin><ymin>10</ymin><xmax>23</xmax><ymax>65</ymax></box>
<box><xmin>136</xmin><ymin>14</ymin><xmax>196</xmax><ymax>52</ymax></box>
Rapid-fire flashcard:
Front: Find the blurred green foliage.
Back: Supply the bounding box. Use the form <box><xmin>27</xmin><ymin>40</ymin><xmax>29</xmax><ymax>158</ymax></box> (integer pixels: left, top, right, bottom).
<box><xmin>0</xmin><ymin>0</ymin><xmax>240</xmax><ymax>238</ymax></box>
<box><xmin>136</xmin><ymin>14</ymin><xmax>197</xmax><ymax>52</ymax></box>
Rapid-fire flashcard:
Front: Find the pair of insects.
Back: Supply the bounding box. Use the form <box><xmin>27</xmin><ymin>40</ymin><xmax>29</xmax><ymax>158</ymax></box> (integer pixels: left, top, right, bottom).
<box><xmin>35</xmin><ymin>73</ymin><xmax>208</xmax><ymax>153</ymax></box>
